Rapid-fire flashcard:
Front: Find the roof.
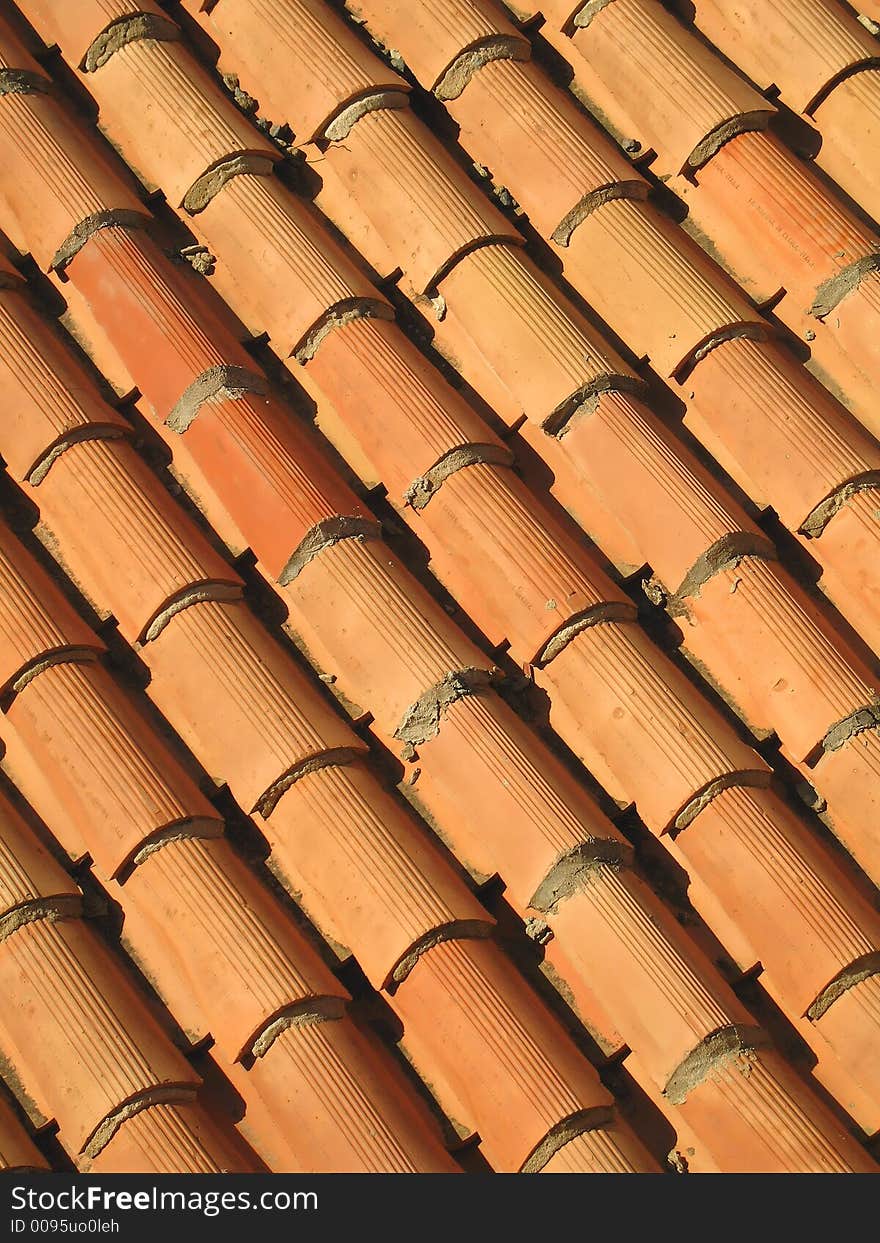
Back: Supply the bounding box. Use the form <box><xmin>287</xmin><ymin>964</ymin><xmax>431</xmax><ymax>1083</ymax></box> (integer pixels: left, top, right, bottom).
<box><xmin>0</xmin><ymin>0</ymin><xmax>877</xmax><ymax>1174</ymax></box>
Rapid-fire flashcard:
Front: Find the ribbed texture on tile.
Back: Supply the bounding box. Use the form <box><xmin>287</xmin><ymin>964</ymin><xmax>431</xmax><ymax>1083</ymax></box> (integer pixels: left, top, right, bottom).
<box><xmin>0</xmin><ymin>914</ymin><xmax>197</xmax><ymax>1157</ymax></box>
<box><xmin>243</xmin><ymin>1019</ymin><xmax>456</xmax><ymax>1173</ymax></box>
<box><xmin>567</xmin><ymin>0</ymin><xmax>773</xmax><ymax>176</ymax></box>
<box><xmin>813</xmin><ymin>68</ymin><xmax>880</xmax><ymax>224</ymax></box>
<box><xmin>314</xmin><ymin>103</ymin><xmax>517</xmax><ymax>292</ymax></box>
<box><xmin>266</xmin><ymin>761</ymin><xmax>489</xmax><ymax>990</ymax></box>
<box><xmin>678</xmin><ymin>0</ymin><xmax>879</xmax><ymax>114</ymax></box>
<box><xmin>348</xmin><ymin>0</ymin><xmax>528</xmax><ymax>94</ymax></box>
<box><xmin>88</xmin><ymin>1101</ymin><xmax>248</xmax><ymax>1174</ymax></box>
<box><xmin>120</xmin><ymin>834</ymin><xmax>345</xmax><ymax>1059</ymax></box>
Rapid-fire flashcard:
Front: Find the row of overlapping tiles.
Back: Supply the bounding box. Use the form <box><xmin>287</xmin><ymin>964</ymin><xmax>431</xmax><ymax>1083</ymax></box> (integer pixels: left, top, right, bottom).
<box><xmin>0</xmin><ymin>0</ymin><xmax>876</xmax><ymax>1171</ymax></box>
<box><xmin>518</xmin><ymin>0</ymin><xmax>880</xmax><ymax>435</ymax></box>
<box><xmin>0</xmin><ymin>245</ymin><xmax>661</xmax><ymax>1173</ymax></box>
<box><xmin>159</xmin><ymin>0</ymin><xmax>880</xmax><ymax>868</ymax></box>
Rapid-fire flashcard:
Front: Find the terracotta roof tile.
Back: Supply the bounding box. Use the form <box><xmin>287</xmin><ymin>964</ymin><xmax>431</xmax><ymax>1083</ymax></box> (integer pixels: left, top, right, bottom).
<box><xmin>812</xmin><ymin>67</ymin><xmax>880</xmax><ymax>222</ymax></box>
<box><xmin>553</xmin><ymin>867</ymin><xmax>745</xmax><ymax>1076</ymax></box>
<box><xmin>0</xmin><ymin>290</ymin><xmax>130</xmax><ymax>482</ymax></box>
<box><xmin>351</xmin><ymin>0</ymin><xmax>529</xmax><ymax>96</ymax></box>
<box><xmin>524</xmin><ymin>387</ymin><xmax>758</xmax><ymax>589</ymax></box>
<box><xmin>677</xmin><ymin>556</ymin><xmax>879</xmax><ymax>760</ymax></box>
<box><xmin>7</xmin><ymin>659</ymin><xmax>221</xmax><ymax>879</ymax></box>
<box><xmin>186</xmin><ymin>0</ymin><xmax>408</xmax><ymax>144</ymax></box>
<box><xmin>390</xmin><ymin>935</ymin><xmax>634</xmax><ymax>1171</ymax></box>
<box><xmin>811</xmin><ymin>729</ymin><xmax>880</xmax><ymax>888</ymax></box>
<box><xmin>195</xmin><ymin>170</ymin><xmax>386</xmax><ymax>355</ymax></box>
<box><xmin>83</xmin><ymin>36</ymin><xmax>278</xmax><ymax>206</ymax></box>
<box><xmin>810</xmin><ymin>490</ymin><xmax>880</xmax><ymax>655</ymax></box>
<box><xmin>0</xmin><ymin>1091</ymin><xmax>47</xmax><ymax>1172</ymax></box>
<box><xmin>304</xmin><ymin>314</ymin><xmax>510</xmax><ymax>502</ymax></box>
<box><xmin>265</xmin><ymin>760</ymin><xmax>489</xmax><ymax>990</ymax></box>
<box><xmin>435</xmin><ymin>243</ymin><xmax>636</xmax><ymax>430</ymax></box>
<box><xmin>0</xmin><ymin>790</ymin><xmax>80</xmax><ymax>923</ymax></box>
<box><xmin>312</xmin><ymin>102</ymin><xmax>518</xmax><ymax>293</ymax></box>
<box><xmin>674</xmin><ymin>128</ymin><xmax>879</xmax><ymax>316</ymax></box>
<box><xmin>0</xmin><ymin>912</ymin><xmax>198</xmax><ymax>1157</ymax></box>
<box><xmin>239</xmin><ymin>1017</ymin><xmax>457</xmax><ymax>1172</ymax></box>
<box><xmin>281</xmin><ymin>536</ymin><xmax>491</xmax><ymax>742</ymax></box>
<box><xmin>17</xmin><ymin>0</ymin><xmax>174</xmax><ymax>66</ymax></box>
<box><xmin>119</xmin><ymin>834</ymin><xmax>347</xmax><ymax>1060</ymax></box>
<box><xmin>671</xmin><ymin>1047</ymin><xmax>876</xmax><ymax>1172</ymax></box>
<box><xmin>0</xmin><ymin>523</ymin><xmax>104</xmax><ymax>695</ymax></box>
<box><xmin>411</xmin><ymin>685</ymin><xmax>615</xmax><ymax>903</ymax></box>
<box><xmin>37</xmin><ymin>439</ymin><xmax>241</xmax><ymax>641</ymax></box>
<box><xmin>540</xmin><ymin>1126</ymin><xmax>649</xmax><ymax>1174</ymax></box>
<box><xmin>140</xmin><ymin>596</ymin><xmax>361</xmax><ymax>806</ymax></box>
<box><xmin>670</xmin><ymin>784</ymin><xmax>880</xmax><ymax>1021</ymax></box>
<box><xmin>559</xmin><ymin>197</ymin><xmax>763</xmax><ymax>378</ymax></box>
<box><xmin>536</xmin><ymin>619</ymin><xmax>768</xmax><ymax>830</ymax></box>
<box><xmin>413</xmin><ymin>461</ymin><xmax>633</xmax><ymax>662</ymax></box>
<box><xmin>677</xmin><ymin>0</ymin><xmax>878</xmax><ymax>114</ymax></box>
<box><xmin>815</xmin><ymin>974</ymin><xmax>880</xmax><ymax>1106</ymax></box>
<box><xmin>446</xmin><ymin>55</ymin><xmax>644</xmax><ymax>240</ymax></box>
<box><xmin>63</xmin><ymin>225</ymin><xmax>256</xmax><ymax>423</ymax></box>
<box><xmin>87</xmin><ymin>1100</ymin><xmax>251</xmax><ymax>1174</ymax></box>
<box><xmin>573</xmin><ymin>0</ymin><xmax>773</xmax><ymax>173</ymax></box>
<box><xmin>0</xmin><ymin>17</ymin><xmax>147</xmax><ymax>271</ymax></box>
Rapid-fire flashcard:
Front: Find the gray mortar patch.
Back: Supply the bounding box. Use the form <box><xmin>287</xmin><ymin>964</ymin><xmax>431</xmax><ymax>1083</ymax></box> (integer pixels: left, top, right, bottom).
<box><xmin>81</xmin><ymin>13</ymin><xmax>180</xmax><ymax>73</ymax></box>
<box><xmin>253</xmin><ymin>746</ymin><xmax>364</xmax><ymax>818</ymax></box>
<box><xmin>83</xmin><ymin>1086</ymin><xmax>197</xmax><ymax>1160</ymax></box>
<box><xmin>28</xmin><ymin>426</ymin><xmax>128</xmax><ymax>486</ymax></box>
<box><xmin>537</xmin><ymin>601</ymin><xmax>637</xmax><ymax>665</ymax></box>
<box><xmin>183</xmin><ymin>153</ymin><xmax>275</xmax><ymax>215</ymax></box>
<box><xmin>434</xmin><ymin>36</ymin><xmax>530</xmax><ymax>101</ymax></box>
<box><xmin>672</xmin><ymin>769</ymin><xmax>771</xmax><ymax>834</ymax></box>
<box><xmin>687</xmin><ymin>109</ymin><xmax>773</xmax><ymax>172</ymax></box>
<box><xmin>323</xmin><ymin>89</ymin><xmax>409</xmax><ymax>141</ymax></box>
<box><xmin>521</xmin><ymin>1106</ymin><xmax>615</xmax><ymax>1172</ymax></box>
<box><xmin>0</xmin><ymin>69</ymin><xmax>50</xmax><ymax>96</ymax></box>
<box><xmin>543</xmin><ymin>373</ymin><xmax>646</xmax><ymax>437</ymax></box>
<box><xmin>0</xmin><ymin>895</ymin><xmax>83</xmax><ymax>944</ymax></box>
<box><xmin>552</xmin><ymin>180</ymin><xmax>648</xmax><ymax>247</ymax></box>
<box><xmin>668</xmin><ymin>534</ymin><xmax>777</xmax><ymax>614</ymax></box>
<box><xmin>573</xmin><ymin>0</ymin><xmax>618</xmax><ymax>28</ymax></box>
<box><xmin>250</xmin><ymin>997</ymin><xmax>346</xmax><ymax>1060</ymax></box>
<box><xmin>808</xmin><ymin>952</ymin><xmax>880</xmax><ymax>1021</ymax></box>
<box><xmin>676</xmin><ymin>322</ymin><xmax>769</xmax><ymax>381</ymax></box>
<box><xmin>389</xmin><ymin>919</ymin><xmax>494</xmax><ymax>988</ymax></box>
<box><xmin>141</xmin><ymin>582</ymin><xmax>243</xmax><ymax>644</ymax></box>
<box><xmin>529</xmin><ymin>839</ymin><xmax>632</xmax><ymax>914</ymax></box>
<box><xmin>278</xmin><ymin>517</ymin><xmax>382</xmax><ymax>586</ymax></box>
<box><xmin>52</xmin><ymin>209</ymin><xmax>149</xmax><ymax>272</ymax></box>
<box><xmin>395</xmin><ymin>668</ymin><xmax>492</xmax><ymax>746</ymax></box>
<box><xmin>800</xmin><ymin>473</ymin><xmax>880</xmax><ymax>537</ymax></box>
<box><xmin>822</xmin><ymin>705</ymin><xmax>880</xmax><ymax>753</ymax></box>
<box><xmin>664</xmin><ymin>1024</ymin><xmax>765</xmax><ymax>1105</ymax></box>
<box><xmin>404</xmin><ymin>443</ymin><xmax>513</xmax><ymax>510</ymax></box>
<box><xmin>8</xmin><ymin>647</ymin><xmax>101</xmax><ymax>698</ymax></box>
<box><xmin>167</xmin><ymin>365</ymin><xmax>269</xmax><ymax>434</ymax></box>
<box><xmin>810</xmin><ymin>252</ymin><xmax>880</xmax><ymax>319</ymax></box>
<box><xmin>293</xmin><ymin>298</ymin><xmax>395</xmax><ymax>363</ymax></box>
<box><xmin>129</xmin><ymin>818</ymin><xmax>224</xmax><ymax>868</ymax></box>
